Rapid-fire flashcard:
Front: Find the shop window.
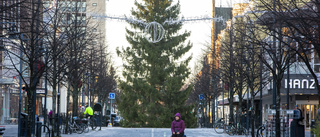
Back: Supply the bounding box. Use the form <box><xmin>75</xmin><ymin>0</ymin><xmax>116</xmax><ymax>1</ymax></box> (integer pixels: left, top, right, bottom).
<box><xmin>314</xmin><ymin>65</ymin><xmax>320</xmax><ymax>73</ymax></box>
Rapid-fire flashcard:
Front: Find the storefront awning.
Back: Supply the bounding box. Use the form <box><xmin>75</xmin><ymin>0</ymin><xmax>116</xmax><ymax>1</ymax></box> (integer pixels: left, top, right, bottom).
<box><xmin>0</xmin><ymin>78</ymin><xmax>15</xmax><ymax>85</ymax></box>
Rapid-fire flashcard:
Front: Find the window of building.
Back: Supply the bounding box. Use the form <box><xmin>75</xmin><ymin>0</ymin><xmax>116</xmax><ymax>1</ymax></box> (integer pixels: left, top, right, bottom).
<box><xmin>92</xmin><ymin>3</ymin><xmax>97</xmax><ymax>6</ymax></box>
<box><xmin>61</xmin><ymin>27</ymin><xmax>65</xmax><ymax>32</ymax></box>
<box><xmin>297</xmin><ymin>43</ymin><xmax>312</xmax><ymax>63</ymax></box>
<box><xmin>93</xmin><ymin>41</ymin><xmax>97</xmax><ymax>45</ymax></box>
<box><xmin>82</xmin><ymin>2</ymin><xmax>86</xmax><ymax>12</ymax></box>
<box><xmin>82</xmin><ymin>17</ymin><xmax>86</xmax><ymax>24</ymax></box>
<box><xmin>66</xmin><ymin>1</ymin><xmax>71</xmax><ymax>12</ymax></box>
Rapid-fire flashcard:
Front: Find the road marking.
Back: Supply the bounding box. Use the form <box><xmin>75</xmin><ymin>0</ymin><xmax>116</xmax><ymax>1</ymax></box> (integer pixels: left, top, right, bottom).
<box><xmin>152</xmin><ymin>128</ymin><xmax>154</xmax><ymax>137</ymax></box>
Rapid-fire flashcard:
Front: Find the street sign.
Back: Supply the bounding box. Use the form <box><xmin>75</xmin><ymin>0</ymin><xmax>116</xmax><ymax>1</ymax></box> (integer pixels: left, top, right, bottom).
<box><xmin>109</xmin><ymin>93</ymin><xmax>115</xmax><ymax>99</ymax></box>
<box><xmin>199</xmin><ymin>94</ymin><xmax>204</xmax><ymax>100</ymax></box>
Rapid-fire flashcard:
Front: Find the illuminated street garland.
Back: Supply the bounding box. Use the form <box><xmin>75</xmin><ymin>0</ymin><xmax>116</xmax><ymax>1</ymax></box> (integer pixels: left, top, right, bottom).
<box><xmin>93</xmin><ymin>14</ymin><xmax>225</xmax><ymax>43</ymax></box>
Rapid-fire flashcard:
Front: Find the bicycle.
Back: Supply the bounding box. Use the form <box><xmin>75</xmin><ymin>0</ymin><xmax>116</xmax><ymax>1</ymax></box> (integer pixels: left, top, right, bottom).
<box><xmin>66</xmin><ymin>117</ymin><xmax>85</xmax><ymax>134</ymax></box>
<box><xmin>213</xmin><ymin>118</ymin><xmax>225</xmax><ymax>134</ymax></box>
<box><xmin>88</xmin><ymin>115</ymin><xmax>97</xmax><ymax>130</ymax></box>
<box><xmin>81</xmin><ymin>118</ymin><xmax>89</xmax><ymax>133</ymax></box>
<box><xmin>225</xmin><ymin>123</ymin><xmax>248</xmax><ymax>136</ymax></box>
<box><xmin>40</xmin><ymin>124</ymin><xmax>51</xmax><ymax>137</ymax></box>
<box><xmin>257</xmin><ymin>120</ymin><xmax>267</xmax><ymax>137</ymax></box>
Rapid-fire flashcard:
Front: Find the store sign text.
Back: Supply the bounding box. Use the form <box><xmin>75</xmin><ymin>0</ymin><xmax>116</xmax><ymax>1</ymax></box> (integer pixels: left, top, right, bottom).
<box><xmin>284</xmin><ymin>79</ymin><xmax>316</xmax><ymax>89</ymax></box>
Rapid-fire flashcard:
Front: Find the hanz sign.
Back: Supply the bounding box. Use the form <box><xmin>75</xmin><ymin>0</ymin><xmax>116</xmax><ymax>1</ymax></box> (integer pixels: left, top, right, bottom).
<box><xmin>282</xmin><ymin>74</ymin><xmax>318</xmax><ymax>94</ymax></box>
<box><xmin>284</xmin><ymin>79</ymin><xmax>316</xmax><ymax>89</ymax></box>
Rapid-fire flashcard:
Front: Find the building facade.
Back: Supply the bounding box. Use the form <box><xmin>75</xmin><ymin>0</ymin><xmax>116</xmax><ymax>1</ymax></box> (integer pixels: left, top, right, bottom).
<box><xmin>212</xmin><ymin>0</ymin><xmax>319</xmax><ymax>131</ymax></box>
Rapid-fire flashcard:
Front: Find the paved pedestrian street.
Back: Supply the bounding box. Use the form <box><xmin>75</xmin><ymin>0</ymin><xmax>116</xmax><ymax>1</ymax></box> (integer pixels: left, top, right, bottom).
<box><xmin>60</xmin><ymin>127</ymin><xmax>246</xmax><ymax>137</ymax></box>
<box><xmin>1</xmin><ymin>125</ymin><xmax>246</xmax><ymax>137</ymax></box>
<box><xmin>1</xmin><ymin>124</ymin><xmax>312</xmax><ymax>137</ymax></box>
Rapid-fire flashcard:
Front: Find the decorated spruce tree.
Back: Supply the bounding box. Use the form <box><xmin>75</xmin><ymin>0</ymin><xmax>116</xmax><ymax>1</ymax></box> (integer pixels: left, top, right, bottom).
<box><xmin>117</xmin><ymin>0</ymin><xmax>197</xmax><ymax>127</ymax></box>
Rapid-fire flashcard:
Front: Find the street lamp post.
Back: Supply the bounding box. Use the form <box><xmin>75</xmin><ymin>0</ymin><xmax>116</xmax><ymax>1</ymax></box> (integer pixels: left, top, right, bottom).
<box><xmin>6</xmin><ymin>33</ymin><xmax>27</xmax><ymax>137</ymax></box>
<box><xmin>18</xmin><ymin>34</ymin><xmax>25</xmax><ymax>137</ymax></box>
<box><xmin>0</xmin><ymin>22</ymin><xmax>21</xmax><ymax>137</ymax></box>
<box><xmin>3</xmin><ymin>26</ymin><xmax>28</xmax><ymax>137</ymax></box>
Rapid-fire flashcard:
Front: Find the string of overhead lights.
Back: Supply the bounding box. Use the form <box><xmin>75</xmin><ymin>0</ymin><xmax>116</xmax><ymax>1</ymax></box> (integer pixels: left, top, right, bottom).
<box><xmin>92</xmin><ymin>13</ymin><xmax>225</xmax><ymax>43</ymax></box>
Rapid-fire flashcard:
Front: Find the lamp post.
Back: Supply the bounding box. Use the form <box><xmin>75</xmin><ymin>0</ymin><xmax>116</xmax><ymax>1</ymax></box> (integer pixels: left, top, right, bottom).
<box><xmin>18</xmin><ymin>34</ymin><xmax>25</xmax><ymax>137</ymax></box>
<box><xmin>1</xmin><ymin>23</ymin><xmax>28</xmax><ymax>137</ymax></box>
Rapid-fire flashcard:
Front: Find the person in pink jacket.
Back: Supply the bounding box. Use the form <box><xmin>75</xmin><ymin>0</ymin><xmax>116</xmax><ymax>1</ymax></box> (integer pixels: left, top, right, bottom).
<box><xmin>171</xmin><ymin>113</ymin><xmax>185</xmax><ymax>137</ymax></box>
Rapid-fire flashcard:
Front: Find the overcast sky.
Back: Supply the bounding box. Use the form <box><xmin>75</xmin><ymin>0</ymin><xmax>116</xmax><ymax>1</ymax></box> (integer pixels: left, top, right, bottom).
<box><xmin>105</xmin><ymin>0</ymin><xmax>249</xmax><ymax>76</ymax></box>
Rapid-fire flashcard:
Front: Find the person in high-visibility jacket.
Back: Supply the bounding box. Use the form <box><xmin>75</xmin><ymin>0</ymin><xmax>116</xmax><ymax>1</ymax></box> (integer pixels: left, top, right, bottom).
<box><xmin>84</xmin><ymin>104</ymin><xmax>93</xmax><ymax>117</ymax></box>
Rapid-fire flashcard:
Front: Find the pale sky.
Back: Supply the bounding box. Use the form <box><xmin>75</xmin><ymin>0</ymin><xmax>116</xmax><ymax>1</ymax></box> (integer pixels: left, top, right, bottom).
<box><xmin>105</xmin><ymin>0</ymin><xmax>247</xmax><ymax>77</ymax></box>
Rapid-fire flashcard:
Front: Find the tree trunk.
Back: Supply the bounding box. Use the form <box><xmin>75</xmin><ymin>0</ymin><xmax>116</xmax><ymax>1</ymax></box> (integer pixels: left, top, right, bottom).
<box><xmin>26</xmin><ymin>88</ymin><xmax>34</xmax><ymax>136</ymax></box>
<box><xmin>52</xmin><ymin>86</ymin><xmax>57</xmax><ymax>136</ymax></box>
<box><xmin>238</xmin><ymin>81</ymin><xmax>243</xmax><ymax>127</ymax></box>
<box><xmin>65</xmin><ymin>81</ymin><xmax>70</xmax><ymax>134</ymax></box>
<box><xmin>276</xmin><ymin>78</ymin><xmax>282</xmax><ymax>137</ymax></box>
<box><xmin>72</xmin><ymin>88</ymin><xmax>79</xmax><ymax>117</ymax></box>
<box><xmin>251</xmin><ymin>86</ymin><xmax>255</xmax><ymax>137</ymax></box>
<box><xmin>52</xmin><ymin>57</ymin><xmax>57</xmax><ymax>136</ymax></box>
<box><xmin>229</xmin><ymin>92</ymin><xmax>234</xmax><ymax>125</ymax></box>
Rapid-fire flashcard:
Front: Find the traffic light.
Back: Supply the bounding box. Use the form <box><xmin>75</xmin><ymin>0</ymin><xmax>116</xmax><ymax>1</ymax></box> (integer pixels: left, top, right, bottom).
<box><xmin>106</xmin><ymin>110</ymin><xmax>110</xmax><ymax>115</ymax></box>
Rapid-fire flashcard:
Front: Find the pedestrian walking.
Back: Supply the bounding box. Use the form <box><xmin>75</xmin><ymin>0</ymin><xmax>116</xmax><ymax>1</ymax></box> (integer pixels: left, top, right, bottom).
<box><xmin>48</xmin><ymin>110</ymin><xmax>53</xmax><ymax>125</ymax></box>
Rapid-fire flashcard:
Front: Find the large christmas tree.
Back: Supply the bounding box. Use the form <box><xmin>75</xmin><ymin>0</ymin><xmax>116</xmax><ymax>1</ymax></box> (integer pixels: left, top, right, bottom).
<box><xmin>117</xmin><ymin>0</ymin><xmax>197</xmax><ymax>127</ymax></box>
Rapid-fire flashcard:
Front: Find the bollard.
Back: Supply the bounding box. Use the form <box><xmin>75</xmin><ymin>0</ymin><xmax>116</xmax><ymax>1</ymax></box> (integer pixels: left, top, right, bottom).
<box><xmin>36</xmin><ymin>122</ymin><xmax>42</xmax><ymax>137</ymax></box>
<box><xmin>311</xmin><ymin>120</ymin><xmax>315</xmax><ymax>137</ymax></box>
<box><xmin>21</xmin><ymin>112</ymin><xmax>28</xmax><ymax>137</ymax></box>
<box><xmin>0</xmin><ymin>127</ymin><xmax>5</xmax><ymax>135</ymax></box>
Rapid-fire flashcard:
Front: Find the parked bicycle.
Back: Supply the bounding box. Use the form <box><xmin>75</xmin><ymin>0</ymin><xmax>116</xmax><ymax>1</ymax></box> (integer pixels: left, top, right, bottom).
<box><xmin>257</xmin><ymin>120</ymin><xmax>267</xmax><ymax>137</ymax></box>
<box><xmin>81</xmin><ymin>118</ymin><xmax>89</xmax><ymax>133</ymax></box>
<box><xmin>88</xmin><ymin>114</ymin><xmax>97</xmax><ymax>130</ymax></box>
<box><xmin>40</xmin><ymin>124</ymin><xmax>51</xmax><ymax>137</ymax></box>
<box><xmin>213</xmin><ymin>118</ymin><xmax>225</xmax><ymax>134</ymax></box>
<box><xmin>65</xmin><ymin>117</ymin><xmax>86</xmax><ymax>134</ymax></box>
<box><xmin>225</xmin><ymin>123</ymin><xmax>248</xmax><ymax>136</ymax></box>
<box><xmin>214</xmin><ymin>118</ymin><xmax>248</xmax><ymax>136</ymax></box>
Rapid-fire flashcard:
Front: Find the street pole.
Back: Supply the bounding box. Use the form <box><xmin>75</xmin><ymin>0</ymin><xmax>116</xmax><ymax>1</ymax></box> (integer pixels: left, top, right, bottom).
<box><xmin>110</xmin><ymin>98</ymin><xmax>113</xmax><ymax>126</ymax></box>
<box><xmin>260</xmin><ymin>47</ymin><xmax>263</xmax><ymax>126</ymax></box>
<box><xmin>286</xmin><ymin>49</ymin><xmax>290</xmax><ymax>137</ymax></box>
<box><xmin>82</xmin><ymin>73</ymin><xmax>85</xmax><ymax>106</ymax></box>
<box><xmin>57</xmin><ymin>73</ymin><xmax>61</xmax><ymax>136</ymax></box>
<box><xmin>18</xmin><ymin>34</ymin><xmax>23</xmax><ymax>137</ymax></box>
<box><xmin>216</xmin><ymin>95</ymin><xmax>218</xmax><ymax>119</ymax></box>
<box><xmin>272</xmin><ymin>1</ymin><xmax>280</xmax><ymax>137</ymax></box>
<box><xmin>246</xmin><ymin>66</ymin><xmax>249</xmax><ymax>131</ymax></box>
<box><xmin>31</xmin><ymin>0</ymin><xmax>41</xmax><ymax>135</ymax></box>
<box><xmin>286</xmin><ymin>57</ymin><xmax>289</xmax><ymax>110</ymax></box>
<box><xmin>87</xmin><ymin>73</ymin><xmax>90</xmax><ymax>106</ymax></box>
<box><xmin>212</xmin><ymin>82</ymin><xmax>215</xmax><ymax>127</ymax></box>
<box><xmin>272</xmin><ymin>0</ymin><xmax>277</xmax><ymax>112</ymax></box>
<box><xmin>44</xmin><ymin>46</ymin><xmax>48</xmax><ymax>132</ymax></box>
<box><xmin>222</xmin><ymin>82</ymin><xmax>224</xmax><ymax>120</ymax></box>
<box><xmin>246</xmin><ymin>76</ymin><xmax>249</xmax><ymax>131</ymax></box>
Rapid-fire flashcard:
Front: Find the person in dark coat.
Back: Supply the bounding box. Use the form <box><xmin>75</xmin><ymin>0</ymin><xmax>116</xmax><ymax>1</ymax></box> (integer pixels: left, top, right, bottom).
<box><xmin>171</xmin><ymin>113</ymin><xmax>185</xmax><ymax>137</ymax></box>
<box><xmin>290</xmin><ymin>105</ymin><xmax>305</xmax><ymax>137</ymax></box>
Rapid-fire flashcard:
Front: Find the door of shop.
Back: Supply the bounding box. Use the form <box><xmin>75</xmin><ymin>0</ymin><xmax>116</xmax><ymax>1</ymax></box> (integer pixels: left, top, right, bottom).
<box><xmin>297</xmin><ymin>104</ymin><xmax>319</xmax><ymax>129</ymax></box>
